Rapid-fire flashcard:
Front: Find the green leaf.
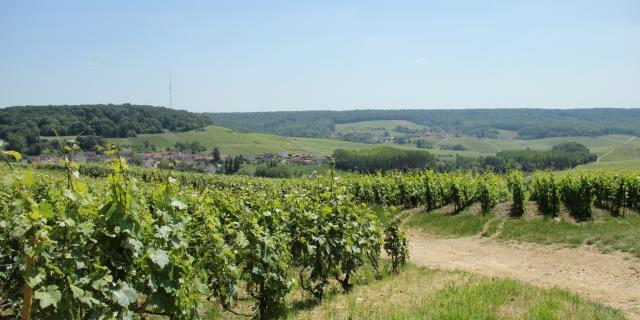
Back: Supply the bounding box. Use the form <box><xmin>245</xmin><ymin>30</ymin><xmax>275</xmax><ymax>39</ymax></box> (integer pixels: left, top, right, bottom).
<box><xmin>2</xmin><ymin>150</ymin><xmax>22</xmax><ymax>161</ymax></box>
<box><xmin>77</xmin><ymin>222</ymin><xmax>94</xmax><ymax>236</ymax></box>
<box><xmin>40</xmin><ymin>202</ymin><xmax>54</xmax><ymax>219</ymax></box>
<box><xmin>148</xmin><ymin>248</ymin><xmax>170</xmax><ymax>269</ymax></box>
<box><xmin>127</xmin><ymin>238</ymin><xmax>144</xmax><ymax>255</ymax></box>
<box><xmin>171</xmin><ymin>199</ymin><xmax>187</xmax><ymax>210</ymax></box>
<box><xmin>26</xmin><ymin>270</ymin><xmax>45</xmax><ymax>287</ymax></box>
<box><xmin>91</xmin><ymin>274</ymin><xmax>113</xmax><ymax>290</ymax></box>
<box><xmin>34</xmin><ymin>285</ymin><xmax>62</xmax><ymax>309</ymax></box>
<box><xmin>70</xmin><ymin>284</ymin><xmax>85</xmax><ymax>299</ymax></box>
<box><xmin>112</xmin><ymin>283</ymin><xmax>137</xmax><ymax>307</ymax></box>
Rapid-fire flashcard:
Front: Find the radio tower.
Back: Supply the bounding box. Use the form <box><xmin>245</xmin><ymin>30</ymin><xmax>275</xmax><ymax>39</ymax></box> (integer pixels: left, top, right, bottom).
<box><xmin>169</xmin><ymin>72</ymin><xmax>172</xmax><ymax>108</ymax></box>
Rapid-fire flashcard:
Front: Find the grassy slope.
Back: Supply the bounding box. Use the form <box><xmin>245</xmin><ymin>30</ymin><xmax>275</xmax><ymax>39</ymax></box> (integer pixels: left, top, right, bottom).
<box><xmin>335</xmin><ymin>120</ymin><xmax>429</xmax><ymax>137</ymax></box>
<box><xmin>205</xmin><ymin>263</ymin><xmax>623</xmax><ymax>320</ymax></box>
<box><xmin>292</xmin><ymin>266</ymin><xmax>623</xmax><ymax>320</ymax></box>
<box><xmin>106</xmin><ymin>120</ymin><xmax>640</xmax><ymax>167</ymax></box>
<box><xmin>407</xmin><ymin>204</ymin><xmax>640</xmax><ymax>258</ymax></box>
<box><xmin>333</xmin><ymin>120</ymin><xmax>640</xmax><ymax>168</ymax></box>
<box><xmin>105</xmin><ymin>125</ymin><xmax>482</xmax><ymax>157</ymax></box>
<box><xmin>107</xmin><ymin>125</ymin><xmax>381</xmax><ymax>155</ymax></box>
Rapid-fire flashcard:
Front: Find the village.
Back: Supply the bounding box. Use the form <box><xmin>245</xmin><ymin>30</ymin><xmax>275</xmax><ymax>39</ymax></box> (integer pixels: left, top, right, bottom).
<box><xmin>25</xmin><ymin>149</ymin><xmax>330</xmax><ymax>173</ymax></box>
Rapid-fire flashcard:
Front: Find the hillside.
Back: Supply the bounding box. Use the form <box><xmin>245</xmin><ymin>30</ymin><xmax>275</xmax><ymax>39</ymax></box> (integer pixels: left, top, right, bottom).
<box><xmin>0</xmin><ymin>104</ymin><xmax>211</xmax><ymax>152</ymax></box>
<box><xmin>106</xmin><ymin>125</ymin><xmax>640</xmax><ymax>168</ymax></box>
<box><xmin>106</xmin><ymin>125</ymin><xmax>434</xmax><ymax>156</ymax></box>
<box><xmin>208</xmin><ymin>108</ymin><xmax>640</xmax><ymax>139</ymax></box>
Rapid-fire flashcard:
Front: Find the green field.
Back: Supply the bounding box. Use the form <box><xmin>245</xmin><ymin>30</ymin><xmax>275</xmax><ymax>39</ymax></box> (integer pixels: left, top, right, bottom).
<box><xmin>407</xmin><ymin>204</ymin><xmax>640</xmax><ymax>258</ymax></box>
<box><xmin>207</xmin><ymin>263</ymin><xmax>623</xmax><ymax>320</ymax></box>
<box><xmin>335</xmin><ymin>120</ymin><xmax>429</xmax><ymax>137</ymax></box>
<box><xmin>106</xmin><ymin>121</ymin><xmax>640</xmax><ymax>168</ymax></box>
<box><xmin>105</xmin><ymin>125</ymin><xmax>483</xmax><ymax>158</ymax></box>
<box><xmin>107</xmin><ymin>125</ymin><xmax>381</xmax><ymax>156</ymax></box>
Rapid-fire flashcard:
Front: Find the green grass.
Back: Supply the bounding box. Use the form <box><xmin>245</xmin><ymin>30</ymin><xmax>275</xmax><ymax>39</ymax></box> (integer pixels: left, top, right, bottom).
<box><xmin>201</xmin><ymin>263</ymin><xmax>623</xmax><ymax>320</ymax></box>
<box><xmin>105</xmin><ymin>125</ymin><xmax>485</xmax><ymax>158</ymax></box>
<box><xmin>332</xmin><ymin>120</ymin><xmax>640</xmax><ymax>168</ymax></box>
<box><xmin>498</xmin><ymin>212</ymin><xmax>640</xmax><ymax>257</ymax></box>
<box><xmin>104</xmin><ymin>123</ymin><xmax>640</xmax><ymax>168</ymax></box>
<box><xmin>107</xmin><ymin>125</ymin><xmax>382</xmax><ymax>156</ymax></box>
<box><xmin>406</xmin><ymin>207</ymin><xmax>494</xmax><ymax>237</ymax></box>
<box><xmin>335</xmin><ymin>120</ymin><xmax>429</xmax><ymax>137</ymax></box>
<box><xmin>406</xmin><ymin>204</ymin><xmax>640</xmax><ymax>258</ymax></box>
<box><xmin>481</xmin><ymin>218</ymin><xmax>503</xmax><ymax>237</ymax></box>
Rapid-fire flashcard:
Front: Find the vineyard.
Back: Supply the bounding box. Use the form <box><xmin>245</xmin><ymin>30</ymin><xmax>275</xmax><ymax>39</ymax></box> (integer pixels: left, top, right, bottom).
<box><xmin>1</xmin><ymin>154</ymin><xmax>640</xmax><ymax>319</ymax></box>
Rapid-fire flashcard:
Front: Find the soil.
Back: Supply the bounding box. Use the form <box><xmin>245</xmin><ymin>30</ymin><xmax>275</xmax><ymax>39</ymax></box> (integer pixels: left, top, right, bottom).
<box><xmin>407</xmin><ymin>230</ymin><xmax>640</xmax><ymax>319</ymax></box>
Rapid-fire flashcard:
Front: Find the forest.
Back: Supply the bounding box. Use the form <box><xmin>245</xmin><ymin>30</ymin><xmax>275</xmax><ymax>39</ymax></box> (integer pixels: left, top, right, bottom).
<box><xmin>439</xmin><ymin>142</ymin><xmax>597</xmax><ymax>172</ymax></box>
<box><xmin>0</xmin><ymin>104</ymin><xmax>211</xmax><ymax>154</ymax></box>
<box><xmin>209</xmin><ymin>109</ymin><xmax>640</xmax><ymax>139</ymax></box>
<box><xmin>331</xmin><ymin>143</ymin><xmax>596</xmax><ymax>173</ymax></box>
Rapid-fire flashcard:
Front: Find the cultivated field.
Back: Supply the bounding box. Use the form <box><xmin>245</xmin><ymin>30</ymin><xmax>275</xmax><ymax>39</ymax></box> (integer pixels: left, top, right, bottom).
<box><xmin>3</xmin><ymin>161</ymin><xmax>639</xmax><ymax>319</ymax></box>
<box><xmin>106</xmin><ymin>122</ymin><xmax>640</xmax><ymax>168</ymax></box>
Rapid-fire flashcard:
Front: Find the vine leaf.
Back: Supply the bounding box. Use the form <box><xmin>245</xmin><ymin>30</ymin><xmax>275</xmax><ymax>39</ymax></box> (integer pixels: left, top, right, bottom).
<box><xmin>34</xmin><ymin>285</ymin><xmax>62</xmax><ymax>309</ymax></box>
<box><xmin>112</xmin><ymin>283</ymin><xmax>137</xmax><ymax>307</ymax></box>
<box><xmin>171</xmin><ymin>199</ymin><xmax>187</xmax><ymax>210</ymax></box>
<box><xmin>149</xmin><ymin>248</ymin><xmax>170</xmax><ymax>269</ymax></box>
<box><xmin>26</xmin><ymin>270</ymin><xmax>45</xmax><ymax>287</ymax></box>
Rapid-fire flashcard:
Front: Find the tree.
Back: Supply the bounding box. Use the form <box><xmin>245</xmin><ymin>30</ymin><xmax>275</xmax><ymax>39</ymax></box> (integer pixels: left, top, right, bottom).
<box><xmin>6</xmin><ymin>134</ymin><xmax>27</xmax><ymax>152</ymax></box>
<box><xmin>212</xmin><ymin>147</ymin><xmax>221</xmax><ymax>163</ymax></box>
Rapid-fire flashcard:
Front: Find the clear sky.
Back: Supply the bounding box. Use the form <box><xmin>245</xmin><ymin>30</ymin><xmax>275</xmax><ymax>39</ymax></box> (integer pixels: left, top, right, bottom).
<box><xmin>0</xmin><ymin>0</ymin><xmax>638</xmax><ymax>112</ymax></box>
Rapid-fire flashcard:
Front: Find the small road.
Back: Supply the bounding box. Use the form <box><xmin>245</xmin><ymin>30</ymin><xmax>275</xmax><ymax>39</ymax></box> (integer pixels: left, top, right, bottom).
<box><xmin>407</xmin><ymin>231</ymin><xmax>640</xmax><ymax>319</ymax></box>
<box><xmin>594</xmin><ymin>136</ymin><xmax>637</xmax><ymax>165</ymax></box>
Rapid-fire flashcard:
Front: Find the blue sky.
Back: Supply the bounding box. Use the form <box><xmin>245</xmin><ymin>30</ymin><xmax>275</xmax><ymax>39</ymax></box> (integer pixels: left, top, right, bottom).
<box><xmin>0</xmin><ymin>0</ymin><xmax>638</xmax><ymax>112</ymax></box>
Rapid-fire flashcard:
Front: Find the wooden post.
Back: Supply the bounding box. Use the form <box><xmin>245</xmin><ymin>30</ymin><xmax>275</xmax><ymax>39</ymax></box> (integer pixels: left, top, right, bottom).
<box><xmin>21</xmin><ymin>234</ymin><xmax>35</xmax><ymax>320</ymax></box>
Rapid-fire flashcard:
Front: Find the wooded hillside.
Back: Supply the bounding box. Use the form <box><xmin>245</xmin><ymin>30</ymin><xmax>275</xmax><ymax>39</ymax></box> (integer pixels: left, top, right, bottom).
<box><xmin>209</xmin><ymin>109</ymin><xmax>640</xmax><ymax>139</ymax></box>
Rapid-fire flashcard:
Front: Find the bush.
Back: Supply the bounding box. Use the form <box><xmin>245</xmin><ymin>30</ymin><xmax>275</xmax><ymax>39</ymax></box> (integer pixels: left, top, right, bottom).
<box><xmin>531</xmin><ymin>172</ymin><xmax>560</xmax><ymax>217</ymax></box>
<box><xmin>507</xmin><ymin>170</ymin><xmax>527</xmax><ymax>217</ymax></box>
<box><xmin>383</xmin><ymin>218</ymin><xmax>409</xmax><ymax>273</ymax></box>
<box><xmin>559</xmin><ymin>175</ymin><xmax>594</xmax><ymax>221</ymax></box>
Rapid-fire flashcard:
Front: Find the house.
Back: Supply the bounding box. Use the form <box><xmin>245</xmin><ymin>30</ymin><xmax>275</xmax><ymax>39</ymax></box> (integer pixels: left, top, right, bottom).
<box><xmin>199</xmin><ymin>163</ymin><xmax>218</xmax><ymax>173</ymax></box>
<box><xmin>193</xmin><ymin>154</ymin><xmax>214</xmax><ymax>162</ymax></box>
<box><xmin>142</xmin><ymin>159</ymin><xmax>156</xmax><ymax>168</ymax></box>
<box><xmin>178</xmin><ymin>152</ymin><xmax>195</xmax><ymax>165</ymax></box>
<box><xmin>310</xmin><ymin>155</ymin><xmax>328</xmax><ymax>165</ymax></box>
<box><xmin>262</xmin><ymin>152</ymin><xmax>273</xmax><ymax>160</ymax></box>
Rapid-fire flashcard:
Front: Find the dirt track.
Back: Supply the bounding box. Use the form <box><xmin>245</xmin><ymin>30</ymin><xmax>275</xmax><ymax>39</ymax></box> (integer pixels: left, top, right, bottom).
<box><xmin>407</xmin><ymin>231</ymin><xmax>640</xmax><ymax>319</ymax></box>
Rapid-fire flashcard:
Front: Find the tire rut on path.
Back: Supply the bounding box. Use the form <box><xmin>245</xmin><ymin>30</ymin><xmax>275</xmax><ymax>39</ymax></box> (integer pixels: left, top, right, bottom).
<box><xmin>407</xmin><ymin>230</ymin><xmax>640</xmax><ymax>319</ymax></box>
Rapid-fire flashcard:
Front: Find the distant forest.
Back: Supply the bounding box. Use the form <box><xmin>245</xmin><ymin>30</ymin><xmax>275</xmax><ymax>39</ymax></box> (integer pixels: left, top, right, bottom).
<box><xmin>0</xmin><ymin>104</ymin><xmax>211</xmax><ymax>153</ymax></box>
<box><xmin>209</xmin><ymin>109</ymin><xmax>640</xmax><ymax>139</ymax></box>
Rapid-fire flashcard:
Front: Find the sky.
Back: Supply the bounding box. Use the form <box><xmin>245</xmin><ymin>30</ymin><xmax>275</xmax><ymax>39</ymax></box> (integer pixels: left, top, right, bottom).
<box><xmin>0</xmin><ymin>0</ymin><xmax>639</xmax><ymax>112</ymax></box>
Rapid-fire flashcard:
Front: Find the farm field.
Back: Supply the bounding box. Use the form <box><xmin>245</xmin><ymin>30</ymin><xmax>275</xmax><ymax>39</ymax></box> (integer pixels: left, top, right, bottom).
<box><xmin>3</xmin><ymin>1</ymin><xmax>639</xmax><ymax>319</ymax></box>
<box><xmin>3</xmin><ymin>159</ymin><xmax>640</xmax><ymax>319</ymax></box>
<box><xmin>105</xmin><ymin>122</ymin><xmax>640</xmax><ymax>168</ymax></box>
<box><xmin>104</xmin><ymin>125</ymin><xmax>484</xmax><ymax>158</ymax></box>
<box><xmin>334</xmin><ymin>120</ymin><xmax>429</xmax><ymax>137</ymax></box>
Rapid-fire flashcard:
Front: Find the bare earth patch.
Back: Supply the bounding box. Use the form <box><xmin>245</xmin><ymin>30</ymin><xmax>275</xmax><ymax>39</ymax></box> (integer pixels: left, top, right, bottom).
<box><xmin>407</xmin><ymin>230</ymin><xmax>640</xmax><ymax>319</ymax></box>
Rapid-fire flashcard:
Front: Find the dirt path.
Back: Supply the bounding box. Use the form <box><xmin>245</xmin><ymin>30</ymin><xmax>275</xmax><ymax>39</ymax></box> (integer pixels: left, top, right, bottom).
<box><xmin>407</xmin><ymin>231</ymin><xmax>640</xmax><ymax>319</ymax></box>
<box><xmin>594</xmin><ymin>136</ymin><xmax>637</xmax><ymax>165</ymax></box>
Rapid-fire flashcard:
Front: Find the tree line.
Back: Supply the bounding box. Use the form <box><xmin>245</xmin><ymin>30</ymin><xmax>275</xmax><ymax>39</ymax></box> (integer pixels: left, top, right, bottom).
<box><xmin>0</xmin><ymin>104</ymin><xmax>211</xmax><ymax>154</ymax></box>
<box><xmin>333</xmin><ymin>143</ymin><xmax>596</xmax><ymax>173</ymax></box>
<box><xmin>333</xmin><ymin>147</ymin><xmax>437</xmax><ymax>173</ymax></box>
<box><xmin>209</xmin><ymin>108</ymin><xmax>640</xmax><ymax>139</ymax></box>
<box><xmin>440</xmin><ymin>142</ymin><xmax>597</xmax><ymax>172</ymax></box>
